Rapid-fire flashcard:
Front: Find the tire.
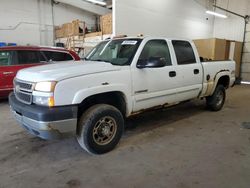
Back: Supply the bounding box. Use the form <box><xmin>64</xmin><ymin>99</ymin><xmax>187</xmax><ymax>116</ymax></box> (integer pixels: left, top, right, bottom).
<box><xmin>77</xmin><ymin>104</ymin><xmax>124</xmax><ymax>154</ymax></box>
<box><xmin>206</xmin><ymin>85</ymin><xmax>226</xmax><ymax>111</ymax></box>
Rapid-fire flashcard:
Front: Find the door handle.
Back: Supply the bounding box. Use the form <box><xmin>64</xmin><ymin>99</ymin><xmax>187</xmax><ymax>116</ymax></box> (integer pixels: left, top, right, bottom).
<box><xmin>3</xmin><ymin>71</ymin><xmax>14</xmax><ymax>75</ymax></box>
<box><xmin>194</xmin><ymin>69</ymin><xmax>199</xmax><ymax>75</ymax></box>
<box><xmin>169</xmin><ymin>71</ymin><xmax>176</xmax><ymax>77</ymax></box>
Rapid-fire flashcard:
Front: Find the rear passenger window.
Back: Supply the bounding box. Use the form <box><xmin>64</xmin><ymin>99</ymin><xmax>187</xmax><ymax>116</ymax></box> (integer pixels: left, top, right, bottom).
<box><xmin>172</xmin><ymin>40</ymin><xmax>196</xmax><ymax>65</ymax></box>
<box><xmin>0</xmin><ymin>51</ymin><xmax>12</xmax><ymax>66</ymax></box>
<box><xmin>17</xmin><ymin>51</ymin><xmax>41</xmax><ymax>64</ymax></box>
<box><xmin>139</xmin><ymin>40</ymin><xmax>172</xmax><ymax>66</ymax></box>
<box><xmin>43</xmin><ymin>51</ymin><xmax>73</xmax><ymax>61</ymax></box>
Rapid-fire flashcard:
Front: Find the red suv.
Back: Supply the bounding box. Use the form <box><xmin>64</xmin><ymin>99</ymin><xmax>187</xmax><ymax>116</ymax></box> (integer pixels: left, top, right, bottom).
<box><xmin>0</xmin><ymin>46</ymin><xmax>80</xmax><ymax>98</ymax></box>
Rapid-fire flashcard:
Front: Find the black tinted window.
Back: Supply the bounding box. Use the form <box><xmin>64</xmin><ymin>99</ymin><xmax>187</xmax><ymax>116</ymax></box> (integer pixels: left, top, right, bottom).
<box><xmin>172</xmin><ymin>41</ymin><xmax>196</xmax><ymax>65</ymax></box>
<box><xmin>38</xmin><ymin>52</ymin><xmax>47</xmax><ymax>62</ymax></box>
<box><xmin>43</xmin><ymin>51</ymin><xmax>73</xmax><ymax>61</ymax></box>
<box><xmin>17</xmin><ymin>51</ymin><xmax>40</xmax><ymax>64</ymax></box>
<box><xmin>139</xmin><ymin>40</ymin><xmax>172</xmax><ymax>66</ymax></box>
<box><xmin>0</xmin><ymin>51</ymin><xmax>13</xmax><ymax>66</ymax></box>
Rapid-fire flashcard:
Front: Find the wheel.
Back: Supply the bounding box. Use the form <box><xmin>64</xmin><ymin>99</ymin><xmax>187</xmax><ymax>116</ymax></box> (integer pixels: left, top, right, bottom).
<box><xmin>206</xmin><ymin>85</ymin><xmax>226</xmax><ymax>111</ymax></box>
<box><xmin>77</xmin><ymin>104</ymin><xmax>124</xmax><ymax>154</ymax></box>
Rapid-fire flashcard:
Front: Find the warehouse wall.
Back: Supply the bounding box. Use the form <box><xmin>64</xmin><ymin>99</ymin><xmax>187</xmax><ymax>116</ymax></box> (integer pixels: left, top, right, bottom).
<box><xmin>113</xmin><ymin>0</ymin><xmax>215</xmax><ymax>39</ymax></box>
<box><xmin>53</xmin><ymin>3</ymin><xmax>96</xmax><ymax>30</ymax></box>
<box><xmin>0</xmin><ymin>0</ymin><xmax>96</xmax><ymax>46</ymax></box>
<box><xmin>212</xmin><ymin>0</ymin><xmax>250</xmax><ymax>81</ymax></box>
<box><xmin>213</xmin><ymin>0</ymin><xmax>248</xmax><ymax>42</ymax></box>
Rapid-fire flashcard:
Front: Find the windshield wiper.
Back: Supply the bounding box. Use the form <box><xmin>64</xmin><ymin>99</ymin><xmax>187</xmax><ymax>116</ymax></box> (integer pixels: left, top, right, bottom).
<box><xmin>86</xmin><ymin>59</ymin><xmax>119</xmax><ymax>66</ymax></box>
<box><xmin>91</xmin><ymin>59</ymin><xmax>114</xmax><ymax>64</ymax></box>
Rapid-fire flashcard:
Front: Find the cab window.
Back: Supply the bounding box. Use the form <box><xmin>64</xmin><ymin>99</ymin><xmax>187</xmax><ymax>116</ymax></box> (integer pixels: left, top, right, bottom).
<box><xmin>139</xmin><ymin>40</ymin><xmax>172</xmax><ymax>66</ymax></box>
<box><xmin>172</xmin><ymin>40</ymin><xmax>196</xmax><ymax>65</ymax></box>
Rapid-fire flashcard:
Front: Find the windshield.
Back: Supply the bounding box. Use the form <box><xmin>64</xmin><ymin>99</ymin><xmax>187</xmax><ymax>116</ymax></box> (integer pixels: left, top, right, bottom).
<box><xmin>85</xmin><ymin>38</ymin><xmax>142</xmax><ymax>66</ymax></box>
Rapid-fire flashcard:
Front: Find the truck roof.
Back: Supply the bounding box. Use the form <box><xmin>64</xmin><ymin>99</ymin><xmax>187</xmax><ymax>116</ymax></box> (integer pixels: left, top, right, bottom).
<box><xmin>110</xmin><ymin>36</ymin><xmax>192</xmax><ymax>42</ymax></box>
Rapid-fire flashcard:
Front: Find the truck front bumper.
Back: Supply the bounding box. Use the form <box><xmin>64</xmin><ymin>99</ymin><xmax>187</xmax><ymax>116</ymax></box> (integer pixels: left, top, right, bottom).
<box><xmin>9</xmin><ymin>93</ymin><xmax>78</xmax><ymax>140</ymax></box>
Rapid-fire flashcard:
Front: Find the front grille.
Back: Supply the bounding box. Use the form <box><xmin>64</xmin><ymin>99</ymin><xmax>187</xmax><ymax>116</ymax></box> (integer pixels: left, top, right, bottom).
<box><xmin>14</xmin><ymin>79</ymin><xmax>34</xmax><ymax>104</ymax></box>
<box><xmin>15</xmin><ymin>91</ymin><xmax>32</xmax><ymax>104</ymax></box>
<box><xmin>14</xmin><ymin>79</ymin><xmax>34</xmax><ymax>92</ymax></box>
<box><xmin>17</xmin><ymin>82</ymin><xmax>33</xmax><ymax>91</ymax></box>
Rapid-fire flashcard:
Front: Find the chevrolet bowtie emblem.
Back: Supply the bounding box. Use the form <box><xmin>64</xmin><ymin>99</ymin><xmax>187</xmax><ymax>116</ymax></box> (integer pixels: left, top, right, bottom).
<box><xmin>15</xmin><ymin>85</ymin><xmax>20</xmax><ymax>92</ymax></box>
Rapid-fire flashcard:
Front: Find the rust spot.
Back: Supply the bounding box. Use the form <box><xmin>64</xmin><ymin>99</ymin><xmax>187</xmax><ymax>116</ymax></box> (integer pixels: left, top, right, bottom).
<box><xmin>205</xmin><ymin>80</ymin><xmax>214</xmax><ymax>96</ymax></box>
<box><xmin>129</xmin><ymin>102</ymin><xmax>180</xmax><ymax>117</ymax></box>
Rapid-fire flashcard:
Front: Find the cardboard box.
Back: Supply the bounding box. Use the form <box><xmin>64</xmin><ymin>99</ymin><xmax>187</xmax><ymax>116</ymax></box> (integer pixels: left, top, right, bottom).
<box><xmin>85</xmin><ymin>32</ymin><xmax>102</xmax><ymax>38</ymax></box>
<box><xmin>62</xmin><ymin>23</ymin><xmax>71</xmax><ymax>37</ymax></box>
<box><xmin>193</xmin><ymin>38</ymin><xmax>228</xmax><ymax>60</ymax></box>
<box><xmin>70</xmin><ymin>20</ymin><xmax>84</xmax><ymax>36</ymax></box>
<box><xmin>57</xmin><ymin>20</ymin><xmax>85</xmax><ymax>38</ymax></box>
<box><xmin>101</xmin><ymin>13</ymin><xmax>112</xmax><ymax>35</ymax></box>
<box><xmin>194</xmin><ymin>38</ymin><xmax>243</xmax><ymax>78</ymax></box>
<box><xmin>55</xmin><ymin>26</ymin><xmax>64</xmax><ymax>38</ymax></box>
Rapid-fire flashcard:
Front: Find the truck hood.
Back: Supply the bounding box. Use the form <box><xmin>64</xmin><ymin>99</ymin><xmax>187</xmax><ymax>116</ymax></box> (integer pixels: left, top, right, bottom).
<box><xmin>16</xmin><ymin>61</ymin><xmax>122</xmax><ymax>82</ymax></box>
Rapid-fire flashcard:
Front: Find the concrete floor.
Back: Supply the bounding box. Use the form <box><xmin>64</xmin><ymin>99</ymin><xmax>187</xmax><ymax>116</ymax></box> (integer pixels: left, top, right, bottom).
<box><xmin>0</xmin><ymin>85</ymin><xmax>250</xmax><ymax>188</ymax></box>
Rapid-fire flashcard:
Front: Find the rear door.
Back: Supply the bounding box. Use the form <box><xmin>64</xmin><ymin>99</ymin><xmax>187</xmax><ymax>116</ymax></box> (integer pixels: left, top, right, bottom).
<box><xmin>171</xmin><ymin>40</ymin><xmax>203</xmax><ymax>101</ymax></box>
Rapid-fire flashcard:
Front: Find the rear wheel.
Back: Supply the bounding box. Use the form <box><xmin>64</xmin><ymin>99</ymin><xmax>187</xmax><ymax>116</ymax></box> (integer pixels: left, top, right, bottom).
<box><xmin>77</xmin><ymin>104</ymin><xmax>124</xmax><ymax>154</ymax></box>
<box><xmin>206</xmin><ymin>85</ymin><xmax>226</xmax><ymax>111</ymax></box>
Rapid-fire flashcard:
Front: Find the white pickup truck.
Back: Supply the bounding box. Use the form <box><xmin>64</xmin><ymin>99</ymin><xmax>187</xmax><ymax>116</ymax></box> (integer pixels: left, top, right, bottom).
<box><xmin>9</xmin><ymin>37</ymin><xmax>235</xmax><ymax>154</ymax></box>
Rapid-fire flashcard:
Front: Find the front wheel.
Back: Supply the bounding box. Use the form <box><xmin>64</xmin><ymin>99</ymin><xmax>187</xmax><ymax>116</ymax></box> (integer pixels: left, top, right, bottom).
<box><xmin>77</xmin><ymin>104</ymin><xmax>124</xmax><ymax>154</ymax></box>
<box><xmin>206</xmin><ymin>85</ymin><xmax>226</xmax><ymax>111</ymax></box>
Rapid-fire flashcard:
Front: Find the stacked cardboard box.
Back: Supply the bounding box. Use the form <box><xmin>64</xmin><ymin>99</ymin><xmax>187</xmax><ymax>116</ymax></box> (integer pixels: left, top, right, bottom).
<box><xmin>101</xmin><ymin>13</ymin><xmax>112</xmax><ymax>35</ymax></box>
<box><xmin>193</xmin><ymin>38</ymin><xmax>243</xmax><ymax>78</ymax></box>
<box><xmin>194</xmin><ymin>38</ymin><xmax>228</xmax><ymax>60</ymax></box>
<box><xmin>55</xmin><ymin>13</ymin><xmax>112</xmax><ymax>39</ymax></box>
<box><xmin>55</xmin><ymin>26</ymin><xmax>64</xmax><ymax>38</ymax></box>
<box><xmin>55</xmin><ymin>20</ymin><xmax>85</xmax><ymax>38</ymax></box>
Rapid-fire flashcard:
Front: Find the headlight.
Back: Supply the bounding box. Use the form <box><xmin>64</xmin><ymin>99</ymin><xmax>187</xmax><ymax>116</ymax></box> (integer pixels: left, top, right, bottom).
<box><xmin>33</xmin><ymin>81</ymin><xmax>56</xmax><ymax>107</ymax></box>
<box><xmin>35</xmin><ymin>81</ymin><xmax>57</xmax><ymax>92</ymax></box>
<box><xmin>33</xmin><ymin>95</ymin><xmax>55</xmax><ymax>107</ymax></box>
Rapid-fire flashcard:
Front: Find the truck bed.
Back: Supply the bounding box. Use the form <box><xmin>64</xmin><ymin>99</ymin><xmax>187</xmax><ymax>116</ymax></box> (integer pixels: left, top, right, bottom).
<box><xmin>201</xmin><ymin>60</ymin><xmax>235</xmax><ymax>97</ymax></box>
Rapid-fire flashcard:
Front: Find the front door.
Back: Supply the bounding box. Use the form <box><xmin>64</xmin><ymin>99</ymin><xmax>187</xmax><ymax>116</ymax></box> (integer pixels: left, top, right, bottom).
<box><xmin>132</xmin><ymin>39</ymin><xmax>178</xmax><ymax>112</ymax></box>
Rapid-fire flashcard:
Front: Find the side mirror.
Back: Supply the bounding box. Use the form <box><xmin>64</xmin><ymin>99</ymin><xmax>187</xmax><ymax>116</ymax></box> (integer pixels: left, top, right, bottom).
<box><xmin>137</xmin><ymin>57</ymin><xmax>166</xmax><ymax>69</ymax></box>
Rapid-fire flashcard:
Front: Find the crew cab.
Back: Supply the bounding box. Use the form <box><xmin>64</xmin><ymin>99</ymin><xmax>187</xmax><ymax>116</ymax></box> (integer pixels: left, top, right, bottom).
<box><xmin>9</xmin><ymin>37</ymin><xmax>235</xmax><ymax>154</ymax></box>
<box><xmin>0</xmin><ymin>46</ymin><xmax>80</xmax><ymax>98</ymax></box>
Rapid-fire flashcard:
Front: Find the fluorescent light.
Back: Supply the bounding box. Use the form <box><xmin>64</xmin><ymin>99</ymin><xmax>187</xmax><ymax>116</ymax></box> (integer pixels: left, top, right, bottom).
<box><xmin>86</xmin><ymin>0</ymin><xmax>107</xmax><ymax>6</ymax></box>
<box><xmin>241</xmin><ymin>81</ymin><xmax>250</xmax><ymax>85</ymax></box>
<box><xmin>206</xmin><ymin>10</ymin><xmax>228</xmax><ymax>18</ymax></box>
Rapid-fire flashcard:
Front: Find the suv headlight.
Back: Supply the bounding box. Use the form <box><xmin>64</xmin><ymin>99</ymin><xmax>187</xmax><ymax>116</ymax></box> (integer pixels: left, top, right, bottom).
<box><xmin>33</xmin><ymin>81</ymin><xmax>57</xmax><ymax>107</ymax></box>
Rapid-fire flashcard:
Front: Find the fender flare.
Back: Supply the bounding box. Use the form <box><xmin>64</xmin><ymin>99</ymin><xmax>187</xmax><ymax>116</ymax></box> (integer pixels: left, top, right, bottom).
<box><xmin>72</xmin><ymin>84</ymin><xmax>132</xmax><ymax>116</ymax></box>
<box><xmin>210</xmin><ymin>70</ymin><xmax>230</xmax><ymax>95</ymax></box>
